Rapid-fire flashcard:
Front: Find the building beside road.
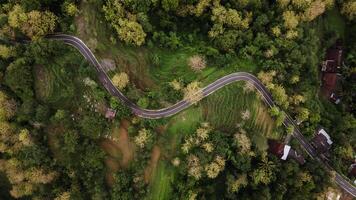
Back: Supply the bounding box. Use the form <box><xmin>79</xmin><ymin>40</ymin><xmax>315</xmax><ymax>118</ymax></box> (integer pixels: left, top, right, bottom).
<box><xmin>320</xmin><ymin>40</ymin><xmax>343</xmax><ymax>104</ymax></box>
<box><xmin>105</xmin><ymin>108</ymin><xmax>117</xmax><ymax>120</ymax></box>
<box><xmin>311</xmin><ymin>128</ymin><xmax>333</xmax><ymax>154</ymax></box>
<box><xmin>268</xmin><ymin>140</ymin><xmax>305</xmax><ymax>165</ymax></box>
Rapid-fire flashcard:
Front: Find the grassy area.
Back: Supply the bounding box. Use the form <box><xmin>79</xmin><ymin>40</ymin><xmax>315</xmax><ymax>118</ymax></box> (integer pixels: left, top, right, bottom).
<box><xmin>202</xmin><ymin>82</ymin><xmax>273</xmax><ymax>132</ymax></box>
<box><xmin>322</xmin><ymin>8</ymin><xmax>346</xmax><ymax>39</ymax></box>
<box><xmin>148</xmin><ymin>161</ymin><xmax>176</xmax><ymax>200</ymax></box>
<box><xmin>34</xmin><ymin>51</ymin><xmax>85</xmax><ymax>109</ymax></box>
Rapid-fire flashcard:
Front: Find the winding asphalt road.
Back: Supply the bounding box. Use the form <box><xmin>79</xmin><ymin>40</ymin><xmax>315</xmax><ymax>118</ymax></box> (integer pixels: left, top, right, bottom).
<box><xmin>44</xmin><ymin>34</ymin><xmax>355</xmax><ymax>197</ymax></box>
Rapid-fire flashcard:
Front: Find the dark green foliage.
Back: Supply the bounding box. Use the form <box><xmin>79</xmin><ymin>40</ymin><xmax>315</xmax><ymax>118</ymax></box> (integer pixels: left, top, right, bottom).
<box><xmin>5</xmin><ymin>58</ymin><xmax>34</xmax><ymax>101</ymax></box>
<box><xmin>78</xmin><ymin>114</ymin><xmax>106</xmax><ymax>139</ymax></box>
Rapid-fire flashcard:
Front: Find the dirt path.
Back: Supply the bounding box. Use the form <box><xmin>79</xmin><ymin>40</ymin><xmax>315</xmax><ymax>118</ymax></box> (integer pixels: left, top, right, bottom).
<box><xmin>144</xmin><ymin>146</ymin><xmax>161</xmax><ymax>183</ymax></box>
<box><xmin>100</xmin><ymin>119</ymin><xmax>135</xmax><ymax>186</ymax></box>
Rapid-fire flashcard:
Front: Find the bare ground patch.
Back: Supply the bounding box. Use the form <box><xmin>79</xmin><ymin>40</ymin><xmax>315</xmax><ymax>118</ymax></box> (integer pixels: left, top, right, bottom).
<box><xmin>100</xmin><ymin>120</ymin><xmax>135</xmax><ymax>186</ymax></box>
<box><xmin>34</xmin><ymin>65</ymin><xmax>52</xmax><ymax>102</ymax></box>
<box><xmin>46</xmin><ymin>125</ymin><xmax>65</xmax><ymax>161</ymax></box>
<box><xmin>144</xmin><ymin>146</ymin><xmax>161</xmax><ymax>183</ymax></box>
<box><xmin>254</xmin><ymin>103</ymin><xmax>275</xmax><ymax>138</ymax></box>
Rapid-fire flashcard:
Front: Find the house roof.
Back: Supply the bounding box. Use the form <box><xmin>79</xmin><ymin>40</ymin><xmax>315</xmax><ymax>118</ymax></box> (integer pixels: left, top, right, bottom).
<box><xmin>281</xmin><ymin>145</ymin><xmax>291</xmax><ymax>160</ymax></box>
<box><xmin>318</xmin><ymin>129</ymin><xmax>333</xmax><ymax>145</ymax></box>
<box><xmin>288</xmin><ymin>149</ymin><xmax>306</xmax><ymax>165</ymax></box>
<box><xmin>322</xmin><ymin>41</ymin><xmax>343</xmax><ymax>73</ymax></box>
<box><xmin>311</xmin><ymin>129</ymin><xmax>332</xmax><ymax>153</ymax></box>
<box><xmin>321</xmin><ymin>73</ymin><xmax>339</xmax><ymax>97</ymax></box>
<box><xmin>105</xmin><ymin>108</ymin><xmax>116</xmax><ymax>119</ymax></box>
<box><xmin>350</xmin><ymin>164</ymin><xmax>356</xmax><ymax>177</ymax></box>
<box><xmin>268</xmin><ymin>140</ymin><xmax>284</xmax><ymax>157</ymax></box>
<box><xmin>322</xmin><ymin>73</ymin><xmax>337</xmax><ymax>88</ymax></box>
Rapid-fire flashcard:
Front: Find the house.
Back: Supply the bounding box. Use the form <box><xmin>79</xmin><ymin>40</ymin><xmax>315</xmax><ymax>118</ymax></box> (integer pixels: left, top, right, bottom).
<box><xmin>105</xmin><ymin>108</ymin><xmax>116</xmax><ymax>120</ymax></box>
<box><xmin>311</xmin><ymin>128</ymin><xmax>333</xmax><ymax>154</ymax></box>
<box><xmin>321</xmin><ymin>40</ymin><xmax>343</xmax><ymax>73</ymax></box>
<box><xmin>349</xmin><ymin>163</ymin><xmax>356</xmax><ymax>177</ymax></box>
<box><xmin>320</xmin><ymin>40</ymin><xmax>343</xmax><ymax>104</ymax></box>
<box><xmin>321</xmin><ymin>73</ymin><xmax>342</xmax><ymax>104</ymax></box>
<box><xmin>268</xmin><ymin>140</ymin><xmax>305</xmax><ymax>165</ymax></box>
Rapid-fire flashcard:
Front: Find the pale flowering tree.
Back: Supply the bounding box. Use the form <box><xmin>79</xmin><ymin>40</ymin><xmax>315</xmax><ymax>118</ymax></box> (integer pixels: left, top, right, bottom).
<box><xmin>18</xmin><ymin>129</ymin><xmax>33</xmax><ymax>146</ymax></box>
<box><xmin>183</xmin><ymin>81</ymin><xmax>203</xmax><ymax>104</ymax></box>
<box><xmin>188</xmin><ymin>55</ymin><xmax>206</xmax><ymax>72</ymax></box>
<box><xmin>234</xmin><ymin>132</ymin><xmax>251</xmax><ymax>154</ymax></box>
<box><xmin>227</xmin><ymin>174</ymin><xmax>248</xmax><ymax>193</ymax></box>
<box><xmin>205</xmin><ymin>162</ymin><xmax>221</xmax><ymax>178</ymax></box>
<box><xmin>241</xmin><ymin>109</ymin><xmax>251</xmax><ymax>120</ymax></box>
<box><xmin>54</xmin><ymin>192</ymin><xmax>71</xmax><ymax>200</ymax></box>
<box><xmin>202</xmin><ymin>143</ymin><xmax>214</xmax><ymax>153</ymax></box>
<box><xmin>112</xmin><ymin>72</ymin><xmax>129</xmax><ymax>90</ymax></box>
<box><xmin>187</xmin><ymin>155</ymin><xmax>202</xmax><ymax>180</ymax></box>
<box><xmin>204</xmin><ymin>155</ymin><xmax>226</xmax><ymax>179</ymax></box>
<box><xmin>169</xmin><ymin>79</ymin><xmax>182</xmax><ymax>90</ymax></box>
<box><xmin>134</xmin><ymin>129</ymin><xmax>151</xmax><ymax>148</ymax></box>
<box><xmin>171</xmin><ymin>157</ymin><xmax>181</xmax><ymax>166</ymax></box>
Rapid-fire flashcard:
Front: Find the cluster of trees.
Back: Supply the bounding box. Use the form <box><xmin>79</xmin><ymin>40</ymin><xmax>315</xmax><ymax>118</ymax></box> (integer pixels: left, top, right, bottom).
<box><xmin>0</xmin><ymin>0</ymin><xmax>355</xmax><ymax>199</ymax></box>
<box><xmin>169</xmin><ymin>121</ymin><xmax>332</xmax><ymax>199</ymax></box>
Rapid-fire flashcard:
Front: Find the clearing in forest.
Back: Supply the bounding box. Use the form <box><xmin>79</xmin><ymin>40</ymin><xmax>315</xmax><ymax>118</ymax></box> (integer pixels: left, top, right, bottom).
<box><xmin>144</xmin><ymin>146</ymin><xmax>161</xmax><ymax>183</ymax></box>
<box><xmin>100</xmin><ymin>119</ymin><xmax>135</xmax><ymax>186</ymax></box>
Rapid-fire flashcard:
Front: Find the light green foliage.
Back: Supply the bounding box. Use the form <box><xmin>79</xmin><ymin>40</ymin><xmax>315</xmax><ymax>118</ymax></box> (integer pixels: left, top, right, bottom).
<box><xmin>8</xmin><ymin>4</ymin><xmax>27</xmax><ymax>28</ymax></box>
<box><xmin>283</xmin><ymin>10</ymin><xmax>299</xmax><ymax>29</ymax></box>
<box><xmin>114</xmin><ymin>19</ymin><xmax>146</xmax><ymax>46</ymax></box>
<box><xmin>161</xmin><ymin>0</ymin><xmax>179</xmax><ymax>11</ymax></box>
<box><xmin>341</xmin><ymin>0</ymin><xmax>356</xmax><ymax>20</ymax></box>
<box><xmin>0</xmin><ymin>45</ymin><xmax>14</xmax><ymax>59</ymax></box>
<box><xmin>64</xmin><ymin>3</ymin><xmax>79</xmax><ymax>16</ymax></box>
<box><xmin>103</xmin><ymin>0</ymin><xmax>146</xmax><ymax>45</ymax></box>
<box><xmin>8</xmin><ymin>4</ymin><xmax>57</xmax><ymax>40</ymax></box>
<box><xmin>270</xmin><ymin>85</ymin><xmax>289</xmax><ymax>109</ymax></box>
<box><xmin>296</xmin><ymin>107</ymin><xmax>309</xmax><ymax>123</ymax></box>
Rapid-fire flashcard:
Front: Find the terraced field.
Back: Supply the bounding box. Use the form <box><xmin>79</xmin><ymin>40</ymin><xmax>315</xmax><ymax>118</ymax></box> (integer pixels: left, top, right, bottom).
<box><xmin>202</xmin><ymin>82</ymin><xmax>276</xmax><ymax>138</ymax></box>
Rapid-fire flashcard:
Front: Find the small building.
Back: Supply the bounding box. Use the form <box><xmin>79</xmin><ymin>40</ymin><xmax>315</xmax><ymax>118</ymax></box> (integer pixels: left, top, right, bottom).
<box><xmin>321</xmin><ymin>40</ymin><xmax>343</xmax><ymax>73</ymax></box>
<box><xmin>349</xmin><ymin>163</ymin><xmax>356</xmax><ymax>177</ymax></box>
<box><xmin>321</xmin><ymin>73</ymin><xmax>342</xmax><ymax>104</ymax></box>
<box><xmin>320</xmin><ymin>40</ymin><xmax>343</xmax><ymax>104</ymax></box>
<box><xmin>268</xmin><ymin>140</ymin><xmax>305</xmax><ymax>165</ymax></box>
<box><xmin>311</xmin><ymin>128</ymin><xmax>333</xmax><ymax>154</ymax></box>
<box><xmin>105</xmin><ymin>108</ymin><xmax>116</xmax><ymax>120</ymax></box>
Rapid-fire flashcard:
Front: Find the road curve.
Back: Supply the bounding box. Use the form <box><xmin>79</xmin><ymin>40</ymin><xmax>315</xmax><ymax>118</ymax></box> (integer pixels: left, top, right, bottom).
<box><xmin>43</xmin><ymin>34</ymin><xmax>355</xmax><ymax>197</ymax></box>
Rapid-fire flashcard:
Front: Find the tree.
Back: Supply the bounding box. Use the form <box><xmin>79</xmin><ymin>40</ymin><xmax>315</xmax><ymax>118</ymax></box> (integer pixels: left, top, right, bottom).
<box><xmin>341</xmin><ymin>0</ymin><xmax>356</xmax><ymax>20</ymax></box>
<box><xmin>234</xmin><ymin>132</ymin><xmax>251</xmax><ymax>154</ymax></box>
<box><xmin>283</xmin><ymin>11</ymin><xmax>299</xmax><ymax>29</ymax></box>
<box><xmin>112</xmin><ymin>72</ymin><xmax>129</xmax><ymax>90</ymax></box>
<box><xmin>270</xmin><ymin>85</ymin><xmax>289</xmax><ymax>109</ymax></box>
<box><xmin>8</xmin><ymin>5</ymin><xmax>57</xmax><ymax>40</ymax></box>
<box><xmin>302</xmin><ymin>0</ymin><xmax>325</xmax><ymax>21</ymax></box>
<box><xmin>79</xmin><ymin>115</ymin><xmax>106</xmax><ymax>139</ymax></box>
<box><xmin>64</xmin><ymin>3</ymin><xmax>78</xmax><ymax>16</ymax></box>
<box><xmin>0</xmin><ymin>45</ymin><xmax>14</xmax><ymax>59</ymax></box>
<box><xmin>22</xmin><ymin>10</ymin><xmax>57</xmax><ymax>40</ymax></box>
<box><xmin>0</xmin><ymin>91</ymin><xmax>16</xmax><ymax>121</ymax></box>
<box><xmin>296</xmin><ymin>107</ymin><xmax>309</xmax><ymax>123</ymax></box>
<box><xmin>161</xmin><ymin>0</ymin><xmax>179</xmax><ymax>11</ymax></box>
<box><xmin>103</xmin><ymin>1</ymin><xmax>147</xmax><ymax>45</ymax></box>
<box><xmin>134</xmin><ymin>128</ymin><xmax>151</xmax><ymax>148</ymax></box>
<box><xmin>114</xmin><ymin>19</ymin><xmax>146</xmax><ymax>46</ymax></box>
<box><xmin>227</xmin><ymin>174</ymin><xmax>247</xmax><ymax>193</ymax></box>
<box><xmin>183</xmin><ymin>81</ymin><xmax>203</xmax><ymax>104</ymax></box>
<box><xmin>188</xmin><ymin>55</ymin><xmax>206</xmax><ymax>72</ymax></box>
<box><xmin>8</xmin><ymin>4</ymin><xmax>27</xmax><ymax>29</ymax></box>
<box><xmin>5</xmin><ymin>58</ymin><xmax>34</xmax><ymax>101</ymax></box>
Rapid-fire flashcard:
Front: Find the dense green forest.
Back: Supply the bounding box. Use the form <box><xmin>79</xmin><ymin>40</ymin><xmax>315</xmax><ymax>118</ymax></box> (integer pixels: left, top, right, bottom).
<box><xmin>0</xmin><ymin>0</ymin><xmax>355</xmax><ymax>199</ymax></box>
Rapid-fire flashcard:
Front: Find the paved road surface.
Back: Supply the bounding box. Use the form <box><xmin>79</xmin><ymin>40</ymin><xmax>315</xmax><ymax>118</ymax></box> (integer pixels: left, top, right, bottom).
<box><xmin>44</xmin><ymin>34</ymin><xmax>355</xmax><ymax>197</ymax></box>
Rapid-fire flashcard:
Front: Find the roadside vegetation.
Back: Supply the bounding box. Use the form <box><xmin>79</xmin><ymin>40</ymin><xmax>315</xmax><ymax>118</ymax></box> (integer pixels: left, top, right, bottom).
<box><xmin>0</xmin><ymin>0</ymin><xmax>355</xmax><ymax>199</ymax></box>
